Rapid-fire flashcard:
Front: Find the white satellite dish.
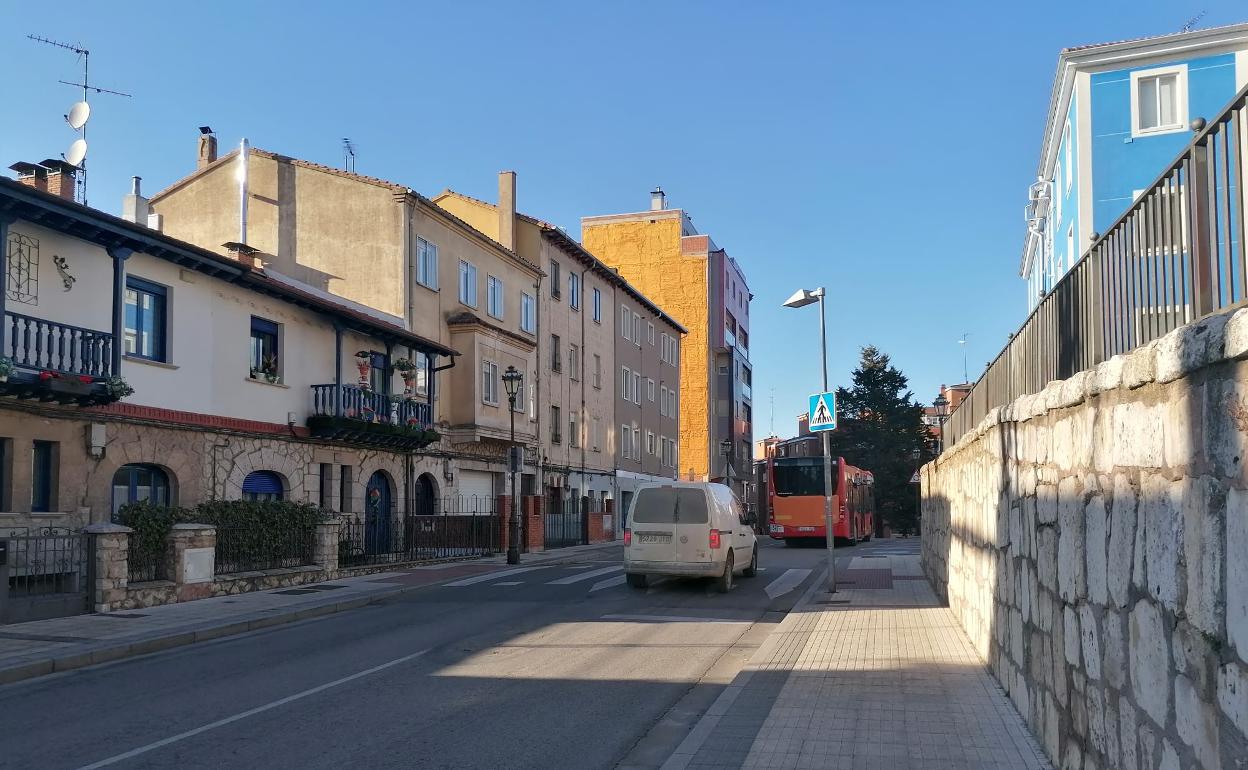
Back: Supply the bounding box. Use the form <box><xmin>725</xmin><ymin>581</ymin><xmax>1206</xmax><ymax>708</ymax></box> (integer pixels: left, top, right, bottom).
<box><xmin>65</xmin><ymin>139</ymin><xmax>87</xmax><ymax>168</ymax></box>
<box><xmin>66</xmin><ymin>101</ymin><xmax>91</xmax><ymax>131</ymax></box>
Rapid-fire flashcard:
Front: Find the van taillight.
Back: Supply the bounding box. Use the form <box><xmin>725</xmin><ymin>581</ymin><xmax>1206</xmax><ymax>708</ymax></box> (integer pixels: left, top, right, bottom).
<box><xmin>623</xmin><ymin>528</ymin><xmax>632</xmax><ymax>546</ymax></box>
<box><xmin>709</xmin><ymin>529</ymin><xmax>722</xmax><ymax>549</ymax></box>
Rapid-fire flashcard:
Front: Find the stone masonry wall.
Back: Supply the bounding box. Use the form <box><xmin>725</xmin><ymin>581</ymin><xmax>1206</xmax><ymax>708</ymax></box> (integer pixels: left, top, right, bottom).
<box><xmin>922</xmin><ymin>306</ymin><xmax>1248</xmax><ymax>770</ymax></box>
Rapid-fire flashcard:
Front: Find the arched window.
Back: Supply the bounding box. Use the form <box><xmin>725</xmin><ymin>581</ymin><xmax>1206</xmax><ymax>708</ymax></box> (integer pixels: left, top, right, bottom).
<box><xmin>242</xmin><ymin>471</ymin><xmax>284</xmax><ymax>502</ymax></box>
<box><xmin>112</xmin><ymin>464</ymin><xmax>171</xmax><ymax>518</ymax></box>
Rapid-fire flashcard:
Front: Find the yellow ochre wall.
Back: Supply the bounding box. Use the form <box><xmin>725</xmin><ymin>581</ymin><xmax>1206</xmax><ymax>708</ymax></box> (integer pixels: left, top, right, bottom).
<box><xmin>582</xmin><ymin>218</ymin><xmax>710</xmax><ymax>482</ymax></box>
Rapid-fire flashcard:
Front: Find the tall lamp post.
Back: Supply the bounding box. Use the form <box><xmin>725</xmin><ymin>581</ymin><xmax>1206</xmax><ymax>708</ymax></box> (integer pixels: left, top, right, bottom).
<box><xmin>782</xmin><ymin>287</ymin><xmax>836</xmax><ymax>593</ymax></box>
<box><xmin>502</xmin><ymin>366</ymin><xmax>524</xmax><ymax>565</ymax></box>
<box><xmin>932</xmin><ymin>393</ymin><xmax>949</xmax><ymax>455</ymax></box>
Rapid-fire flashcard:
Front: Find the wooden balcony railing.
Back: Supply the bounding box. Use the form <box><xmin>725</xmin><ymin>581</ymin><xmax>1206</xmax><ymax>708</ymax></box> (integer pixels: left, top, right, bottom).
<box><xmin>5</xmin><ymin>311</ymin><xmax>113</xmax><ymax>378</ymax></box>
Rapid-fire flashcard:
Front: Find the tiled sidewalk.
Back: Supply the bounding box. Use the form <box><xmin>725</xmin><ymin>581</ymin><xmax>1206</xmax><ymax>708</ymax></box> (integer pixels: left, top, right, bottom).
<box><xmin>0</xmin><ymin>541</ymin><xmax>618</xmax><ymax>685</ymax></box>
<box><xmin>663</xmin><ymin>555</ymin><xmax>1052</xmax><ymax>770</ymax></box>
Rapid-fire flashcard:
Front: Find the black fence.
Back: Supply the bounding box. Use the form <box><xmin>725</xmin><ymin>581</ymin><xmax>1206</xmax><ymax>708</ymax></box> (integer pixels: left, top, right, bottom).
<box><xmin>338</xmin><ymin>496</ymin><xmax>501</xmax><ymax>568</ymax></box>
<box><xmin>128</xmin><ymin>535</ymin><xmax>167</xmax><ymax>583</ymax></box>
<box><xmin>948</xmin><ymin>83</ymin><xmax>1248</xmax><ymax>447</ymax></box>
<box><xmin>214</xmin><ymin>525</ymin><xmax>317</xmax><ymax>574</ymax></box>
<box><xmin>544</xmin><ymin>492</ymin><xmax>586</xmax><ymax>550</ymax></box>
<box><xmin>0</xmin><ymin>528</ymin><xmax>92</xmax><ymax>624</ymax></box>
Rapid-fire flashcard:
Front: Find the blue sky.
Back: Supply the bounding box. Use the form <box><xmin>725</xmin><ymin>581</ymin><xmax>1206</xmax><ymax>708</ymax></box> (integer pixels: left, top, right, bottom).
<box><xmin>2</xmin><ymin>1</ymin><xmax>1243</xmax><ymax>438</ymax></box>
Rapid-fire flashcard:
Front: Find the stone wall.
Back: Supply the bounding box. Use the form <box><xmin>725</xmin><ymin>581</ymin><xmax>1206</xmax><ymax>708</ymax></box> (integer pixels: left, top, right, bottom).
<box><xmin>922</xmin><ymin>306</ymin><xmax>1248</xmax><ymax>770</ymax></box>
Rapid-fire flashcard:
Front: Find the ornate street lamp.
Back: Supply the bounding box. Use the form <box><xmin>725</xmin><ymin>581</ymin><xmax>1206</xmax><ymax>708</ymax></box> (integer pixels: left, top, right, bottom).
<box><xmin>933</xmin><ymin>393</ymin><xmax>949</xmax><ymax>454</ymax></box>
<box><xmin>502</xmin><ymin>366</ymin><xmax>524</xmax><ymax>565</ymax></box>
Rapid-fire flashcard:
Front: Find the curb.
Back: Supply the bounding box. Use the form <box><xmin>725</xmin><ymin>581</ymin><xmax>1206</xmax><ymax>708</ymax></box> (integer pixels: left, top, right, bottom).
<box><xmin>0</xmin><ymin>542</ymin><xmax>621</xmax><ymax>688</ymax></box>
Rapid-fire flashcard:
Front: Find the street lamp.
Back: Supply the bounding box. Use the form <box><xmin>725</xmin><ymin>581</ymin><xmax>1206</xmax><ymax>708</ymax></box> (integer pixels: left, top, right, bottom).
<box><xmin>932</xmin><ymin>393</ymin><xmax>949</xmax><ymax>454</ymax></box>
<box><xmin>782</xmin><ymin>286</ymin><xmax>837</xmax><ymax>593</ymax></box>
<box><xmin>502</xmin><ymin>366</ymin><xmax>524</xmax><ymax>565</ymax></box>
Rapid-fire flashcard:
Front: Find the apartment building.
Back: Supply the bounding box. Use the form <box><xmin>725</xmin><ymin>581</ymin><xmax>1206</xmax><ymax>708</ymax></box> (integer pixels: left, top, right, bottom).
<box><xmin>583</xmin><ymin>189</ymin><xmax>753</xmax><ymax>500</ymax></box>
<box><xmin>433</xmin><ymin>174</ymin><xmax>684</xmax><ymax>513</ymax></box>
<box><xmin>149</xmin><ymin>135</ymin><xmax>540</xmax><ymax>501</ymax></box>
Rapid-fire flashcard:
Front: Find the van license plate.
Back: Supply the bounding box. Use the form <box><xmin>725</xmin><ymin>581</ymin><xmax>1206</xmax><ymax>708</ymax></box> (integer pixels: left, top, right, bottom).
<box><xmin>636</xmin><ymin>532</ymin><xmax>671</xmax><ymax>544</ymax></box>
<box><xmin>798</xmin><ymin>526</ymin><xmax>816</xmax><ymax>532</ymax></box>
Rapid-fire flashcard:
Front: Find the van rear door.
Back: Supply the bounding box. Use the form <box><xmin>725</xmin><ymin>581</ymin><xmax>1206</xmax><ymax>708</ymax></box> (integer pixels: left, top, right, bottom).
<box><xmin>630</xmin><ymin>486</ymin><xmax>712</xmax><ymax>565</ymax></box>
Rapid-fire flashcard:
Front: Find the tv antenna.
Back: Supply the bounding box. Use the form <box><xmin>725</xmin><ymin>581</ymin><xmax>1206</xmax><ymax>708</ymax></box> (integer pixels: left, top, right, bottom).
<box><xmin>342</xmin><ymin>138</ymin><xmax>356</xmax><ymax>173</ymax></box>
<box><xmin>769</xmin><ymin>386</ymin><xmax>776</xmax><ymax>436</ymax></box>
<box><xmin>28</xmin><ymin>34</ymin><xmax>133</xmax><ymax>206</ymax></box>
<box><xmin>958</xmin><ymin>333</ymin><xmax>971</xmax><ymax>384</ymax></box>
<box><xmin>1181</xmin><ymin>10</ymin><xmax>1206</xmax><ymax>33</ymax></box>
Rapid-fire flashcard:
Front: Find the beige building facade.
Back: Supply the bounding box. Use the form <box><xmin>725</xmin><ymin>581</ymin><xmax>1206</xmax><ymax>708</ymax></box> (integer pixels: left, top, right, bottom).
<box><xmin>149</xmin><ymin>138</ymin><xmax>541</xmax><ymax>501</ymax></box>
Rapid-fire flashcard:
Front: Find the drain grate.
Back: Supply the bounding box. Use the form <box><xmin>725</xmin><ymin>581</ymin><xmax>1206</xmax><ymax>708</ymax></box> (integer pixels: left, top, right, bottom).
<box><xmin>271</xmin><ymin>589</ymin><xmax>320</xmax><ymax>596</ymax></box>
<box><xmin>300</xmin><ymin>584</ymin><xmax>348</xmax><ymax>591</ymax></box>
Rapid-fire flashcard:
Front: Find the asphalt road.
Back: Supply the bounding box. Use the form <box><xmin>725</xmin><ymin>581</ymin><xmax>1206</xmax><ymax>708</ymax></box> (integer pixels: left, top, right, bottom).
<box><xmin>0</xmin><ymin>536</ymin><xmax>917</xmax><ymax>770</ymax></box>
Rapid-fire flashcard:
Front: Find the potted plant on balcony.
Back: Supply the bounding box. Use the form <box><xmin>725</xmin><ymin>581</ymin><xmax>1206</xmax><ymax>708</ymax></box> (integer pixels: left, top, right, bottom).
<box><xmin>354</xmin><ymin>351</ymin><xmax>371</xmax><ymax>387</ymax></box>
<box><xmin>105</xmin><ymin>376</ymin><xmax>135</xmax><ymax>400</ymax></box>
<box><xmin>0</xmin><ymin>357</ymin><xmax>12</xmax><ymax>383</ymax></box>
<box><xmin>394</xmin><ymin>357</ymin><xmax>419</xmax><ymax>399</ymax></box>
<box><xmin>259</xmin><ymin>354</ymin><xmax>281</xmax><ymax>384</ymax></box>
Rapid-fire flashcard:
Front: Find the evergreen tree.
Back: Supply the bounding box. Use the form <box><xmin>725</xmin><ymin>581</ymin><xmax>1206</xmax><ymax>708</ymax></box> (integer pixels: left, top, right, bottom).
<box><xmin>825</xmin><ymin>346</ymin><xmax>933</xmax><ymax>536</ymax></box>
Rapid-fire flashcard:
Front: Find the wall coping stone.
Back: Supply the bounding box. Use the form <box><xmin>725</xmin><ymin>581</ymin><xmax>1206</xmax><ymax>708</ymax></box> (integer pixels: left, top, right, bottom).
<box><xmin>83</xmin><ymin>523</ymin><xmax>133</xmax><ymax>534</ymax></box>
<box><xmin>170</xmin><ymin>523</ymin><xmax>216</xmax><ymax>533</ymax></box>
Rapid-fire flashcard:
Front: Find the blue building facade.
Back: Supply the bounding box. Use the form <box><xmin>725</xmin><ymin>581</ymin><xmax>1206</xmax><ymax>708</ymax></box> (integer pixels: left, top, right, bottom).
<box><xmin>1022</xmin><ymin>25</ymin><xmax>1248</xmax><ymax>310</ymax></box>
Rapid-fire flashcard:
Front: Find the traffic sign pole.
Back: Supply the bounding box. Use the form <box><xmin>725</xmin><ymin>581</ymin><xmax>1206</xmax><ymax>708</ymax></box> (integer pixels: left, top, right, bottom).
<box><xmin>816</xmin><ymin>291</ymin><xmax>835</xmax><ymax>594</ymax></box>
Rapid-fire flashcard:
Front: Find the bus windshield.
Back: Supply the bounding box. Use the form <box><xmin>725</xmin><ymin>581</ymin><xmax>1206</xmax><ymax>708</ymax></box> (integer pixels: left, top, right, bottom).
<box><xmin>773</xmin><ymin>459</ymin><xmax>838</xmax><ymax>497</ymax></box>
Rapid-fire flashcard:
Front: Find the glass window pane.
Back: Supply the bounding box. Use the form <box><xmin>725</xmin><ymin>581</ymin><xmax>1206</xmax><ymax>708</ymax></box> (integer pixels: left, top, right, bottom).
<box><xmin>1158</xmin><ymin>74</ymin><xmax>1177</xmax><ymax>126</ymax></box>
<box><xmin>1139</xmin><ymin>78</ymin><xmax>1159</xmax><ymax>129</ymax></box>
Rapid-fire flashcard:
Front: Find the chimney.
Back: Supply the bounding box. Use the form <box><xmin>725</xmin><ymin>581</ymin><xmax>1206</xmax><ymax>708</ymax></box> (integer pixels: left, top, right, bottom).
<box><xmin>9</xmin><ymin>162</ymin><xmax>48</xmax><ymax>193</ymax></box>
<box><xmin>198</xmin><ymin>126</ymin><xmax>217</xmax><ymax>169</ymax></box>
<box><xmin>650</xmin><ymin>186</ymin><xmax>666</xmax><ymax>211</ymax></box>
<box><xmin>222</xmin><ymin>241</ymin><xmax>259</xmax><ymax>269</ymax></box>
<box><xmin>42</xmin><ymin>160</ymin><xmax>77</xmax><ymax>201</ymax></box>
<box><xmin>122</xmin><ymin>176</ymin><xmax>151</xmax><ymax>225</ymax></box>
<box><xmin>498</xmin><ymin>170</ymin><xmax>516</xmax><ymax>252</ymax></box>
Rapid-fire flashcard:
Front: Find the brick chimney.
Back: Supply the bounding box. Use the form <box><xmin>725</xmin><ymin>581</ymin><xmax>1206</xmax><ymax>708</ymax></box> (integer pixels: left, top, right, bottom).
<box><xmin>198</xmin><ymin>126</ymin><xmax>217</xmax><ymax>169</ymax></box>
<box><xmin>222</xmin><ymin>241</ymin><xmax>259</xmax><ymax>268</ymax></box>
<box><xmin>498</xmin><ymin>171</ymin><xmax>516</xmax><ymax>252</ymax></box>
<box><xmin>41</xmin><ymin>160</ymin><xmax>77</xmax><ymax>201</ymax></box>
<box><xmin>9</xmin><ymin>162</ymin><xmax>48</xmax><ymax>193</ymax></box>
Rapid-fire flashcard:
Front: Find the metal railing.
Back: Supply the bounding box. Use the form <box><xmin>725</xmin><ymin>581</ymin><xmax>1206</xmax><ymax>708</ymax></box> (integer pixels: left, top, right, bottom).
<box><xmin>5</xmin><ymin>311</ymin><xmax>113</xmax><ymax>377</ymax></box>
<box><xmin>947</xmin><ymin>84</ymin><xmax>1248</xmax><ymax>447</ymax></box>
<box><xmin>128</xmin><ymin>536</ymin><xmax>167</xmax><ymax>583</ymax></box>
<box><xmin>310</xmin><ymin>383</ymin><xmax>432</xmax><ymax>428</ymax></box>
<box><xmin>214</xmin><ymin>525</ymin><xmax>316</xmax><ymax>574</ymax></box>
<box><xmin>544</xmin><ymin>492</ymin><xmax>587</xmax><ymax>550</ymax></box>
<box><xmin>338</xmin><ymin>496</ymin><xmax>501</xmax><ymax>567</ymax></box>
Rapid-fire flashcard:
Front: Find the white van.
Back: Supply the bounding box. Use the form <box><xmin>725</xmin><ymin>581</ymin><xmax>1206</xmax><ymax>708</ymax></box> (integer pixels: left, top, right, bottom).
<box><xmin>623</xmin><ymin>482</ymin><xmax>758</xmax><ymax>592</ymax></box>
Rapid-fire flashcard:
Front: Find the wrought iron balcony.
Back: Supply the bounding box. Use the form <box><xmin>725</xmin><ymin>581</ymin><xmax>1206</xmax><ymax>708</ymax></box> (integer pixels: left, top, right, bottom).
<box><xmin>308</xmin><ymin>383</ymin><xmax>437</xmax><ymax>450</ymax></box>
<box><xmin>2</xmin><ymin>311</ymin><xmax>118</xmax><ymax>404</ymax></box>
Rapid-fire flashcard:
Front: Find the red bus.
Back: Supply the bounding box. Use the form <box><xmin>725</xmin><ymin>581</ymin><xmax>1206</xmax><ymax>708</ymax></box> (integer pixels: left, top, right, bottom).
<box><xmin>766</xmin><ymin>455</ymin><xmax>874</xmax><ymax>544</ymax></box>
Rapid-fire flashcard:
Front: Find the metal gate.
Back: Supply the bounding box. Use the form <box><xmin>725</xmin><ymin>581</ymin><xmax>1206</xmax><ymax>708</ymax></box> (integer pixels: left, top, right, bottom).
<box><xmin>0</xmin><ymin>529</ymin><xmax>93</xmax><ymax>624</ymax></box>
<box><xmin>544</xmin><ymin>491</ymin><xmax>586</xmax><ymax>550</ymax></box>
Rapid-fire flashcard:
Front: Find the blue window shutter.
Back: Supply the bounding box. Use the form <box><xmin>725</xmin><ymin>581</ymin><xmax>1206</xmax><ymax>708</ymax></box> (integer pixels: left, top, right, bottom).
<box><xmin>242</xmin><ymin>471</ymin><xmax>283</xmax><ymax>495</ymax></box>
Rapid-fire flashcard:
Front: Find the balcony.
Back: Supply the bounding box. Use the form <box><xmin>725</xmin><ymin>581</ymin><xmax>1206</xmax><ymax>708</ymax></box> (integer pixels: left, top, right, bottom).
<box><xmin>1</xmin><ymin>311</ymin><xmax>119</xmax><ymax>405</ymax></box>
<box><xmin>307</xmin><ymin>383</ymin><xmax>437</xmax><ymax>450</ymax></box>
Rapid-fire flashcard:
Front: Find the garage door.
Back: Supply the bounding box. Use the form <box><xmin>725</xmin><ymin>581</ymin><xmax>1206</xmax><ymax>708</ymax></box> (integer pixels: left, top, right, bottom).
<box><xmin>457</xmin><ymin>470</ymin><xmax>496</xmax><ymax>514</ymax></box>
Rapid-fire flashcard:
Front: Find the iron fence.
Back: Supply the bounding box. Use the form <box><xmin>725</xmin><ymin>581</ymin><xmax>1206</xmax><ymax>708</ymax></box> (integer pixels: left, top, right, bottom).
<box><xmin>214</xmin><ymin>525</ymin><xmax>317</xmax><ymax>574</ymax></box>
<box><xmin>544</xmin><ymin>491</ymin><xmax>587</xmax><ymax>550</ymax></box>
<box><xmin>128</xmin><ymin>535</ymin><xmax>167</xmax><ymax>583</ymax></box>
<box><xmin>947</xmin><ymin>83</ymin><xmax>1248</xmax><ymax>447</ymax></box>
<box><xmin>338</xmin><ymin>496</ymin><xmax>501</xmax><ymax>568</ymax></box>
<box><xmin>0</xmin><ymin>528</ymin><xmax>92</xmax><ymax>623</ymax></box>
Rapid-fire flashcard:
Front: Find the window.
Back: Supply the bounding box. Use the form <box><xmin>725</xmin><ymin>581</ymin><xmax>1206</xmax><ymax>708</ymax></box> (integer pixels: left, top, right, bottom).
<box><xmin>487</xmin><ymin>275</ymin><xmax>504</xmax><ymax>319</ymax></box>
<box><xmin>647</xmin><ymin>323</ymin><xmax>655</xmax><ymax>345</ymax></box>
<box><xmin>592</xmin><ymin>418</ymin><xmax>601</xmax><ymax>451</ymax></box>
<box><xmin>569</xmin><ymin>273</ymin><xmax>581</xmax><ymax>310</ymax></box>
<box><xmin>592</xmin><ymin>354</ymin><xmax>602</xmax><ymax>389</ymax></box>
<box><xmin>369</xmin><ymin>351</ymin><xmax>389</xmax><ymax>395</ymax></box>
<box><xmin>319</xmin><ymin>463</ymin><xmax>333</xmax><ymax>509</ymax></box>
<box><xmin>739</xmin><ymin>328</ymin><xmax>749</xmax><ymax>352</ymax></box>
<box><xmin>521</xmin><ymin>293</ymin><xmax>536</xmax><ymax>334</ymax></box>
<box><xmin>340</xmin><ymin>465</ymin><xmax>353</xmax><ymax>512</ymax></box>
<box><xmin>1062</xmin><ymin>120</ymin><xmax>1072</xmax><ymax>193</ymax></box>
<box><xmin>242</xmin><ymin>471</ymin><xmax>284</xmax><ymax>502</ymax></box>
<box><xmin>551</xmin><ymin>405</ymin><xmax>562</xmax><ymax>443</ymax></box>
<box><xmin>646</xmin><ymin>431</ymin><xmax>656</xmax><ymax>456</ymax></box>
<box><xmin>621</xmin><ymin>366</ymin><xmax>632</xmax><ymax>401</ymax></box>
<box><xmin>667</xmin><ymin>388</ymin><xmax>677</xmax><ymax>418</ymax></box>
<box><xmin>249</xmin><ymin>317</ymin><xmax>279</xmax><ymax>379</ymax></box>
<box><xmin>660</xmin><ymin>385</ymin><xmax>669</xmax><ymax>416</ymax></box>
<box><xmin>481</xmin><ymin>360</ymin><xmax>499</xmax><ymax>405</ymax></box>
<box><xmin>550</xmin><ymin>260</ymin><xmax>562</xmax><ymax>299</ymax></box>
<box><xmin>620</xmin><ymin>423</ymin><xmax>631</xmax><ymax>460</ymax></box>
<box><xmin>633</xmin><ymin>426</ymin><xmax>642</xmax><ymax>460</ymax></box>
<box><xmin>633</xmin><ymin>372</ymin><xmax>641</xmax><ymax>405</ymax></box>
<box><xmin>633</xmin><ymin>313</ymin><xmax>642</xmax><ymax>347</ymax></box>
<box><xmin>31</xmin><ymin>440</ymin><xmax>54</xmax><ymax>512</ymax></box>
<box><xmin>112</xmin><ymin>463</ymin><xmax>170</xmax><ymax>517</ymax></box>
<box><xmin>458</xmin><ymin>260</ymin><xmax>478</xmax><ymax>307</ymax></box>
<box><xmin>741</xmin><ymin>365</ymin><xmax>752</xmax><ymax>387</ymax></box>
<box><xmin>1067</xmin><ymin>225</ymin><xmax>1075</xmax><ymax>268</ymax></box>
<box><xmin>512</xmin><ymin>375</ymin><xmax>526</xmax><ymax>413</ymax></box>
<box><xmin>124</xmin><ymin>277</ymin><xmax>167</xmax><ymax>362</ymax></box>
<box><xmin>569</xmin><ymin>344</ymin><xmax>580</xmax><ymax>381</ymax></box>
<box><xmin>620</xmin><ymin>306</ymin><xmax>631</xmax><ymax>340</ymax></box>
<box><xmin>551</xmin><ymin>334</ymin><xmax>562</xmax><ymax>372</ymax></box>
<box><xmin>569</xmin><ymin>410</ymin><xmax>579</xmax><ymax>448</ymax></box>
<box><xmin>592</xmin><ymin>288</ymin><xmax>602</xmax><ymax>323</ymax></box>
<box><xmin>662</xmin><ymin>437</ymin><xmax>675</xmax><ymax>468</ymax></box>
<box><xmin>1132</xmin><ymin>66</ymin><xmax>1186</xmax><ymax>136</ymax></box>
<box><xmin>743</xmin><ymin>403</ymin><xmax>753</xmax><ymax>423</ymax></box>
<box><xmin>647</xmin><ymin>378</ymin><xmax>655</xmax><ymax>402</ymax></box>
<box><xmin>411</xmin><ymin>352</ymin><xmax>429</xmax><ymax>397</ymax></box>
<box><xmin>416</xmin><ymin>237</ymin><xmax>438</xmax><ymax>290</ymax></box>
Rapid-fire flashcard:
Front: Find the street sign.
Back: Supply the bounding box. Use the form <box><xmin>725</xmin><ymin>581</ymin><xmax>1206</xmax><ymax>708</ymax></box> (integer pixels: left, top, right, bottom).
<box><xmin>909</xmin><ymin>471</ymin><xmax>920</xmax><ymax>484</ymax></box>
<box><xmin>808</xmin><ymin>391</ymin><xmax>837</xmax><ymax>432</ymax></box>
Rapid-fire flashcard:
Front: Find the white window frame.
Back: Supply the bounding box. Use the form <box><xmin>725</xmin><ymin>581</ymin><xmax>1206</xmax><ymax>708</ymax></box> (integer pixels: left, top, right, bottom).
<box><xmin>620</xmin><ymin>306</ymin><xmax>631</xmax><ymax>340</ymax></box>
<box><xmin>632</xmin><ymin>372</ymin><xmax>641</xmax><ymax>405</ymax></box>
<box><xmin>481</xmin><ymin>360</ymin><xmax>499</xmax><ymax>405</ymax></box>
<box><xmin>520</xmin><ymin>293</ymin><xmax>536</xmax><ymax>334</ymax></box>
<box><xmin>647</xmin><ymin>378</ymin><xmax>655</xmax><ymax>402</ymax></box>
<box><xmin>569</xmin><ymin>344</ymin><xmax>580</xmax><ymax>382</ymax></box>
<box><xmin>1130</xmin><ymin>64</ymin><xmax>1188</xmax><ymax>138</ymax></box>
<box><xmin>569</xmin><ymin>273</ymin><xmax>581</xmax><ymax>310</ymax></box>
<box><xmin>632</xmin><ymin>426</ymin><xmax>641</xmax><ymax>461</ymax></box>
<box><xmin>646</xmin><ymin>431</ymin><xmax>656</xmax><ymax>456</ymax></box>
<box><xmin>570</xmin><ymin>409</ymin><xmax>580</xmax><ymax>448</ymax></box>
<box><xmin>1062</xmin><ymin>120</ymin><xmax>1073</xmax><ymax>194</ymax></box>
<box><xmin>592</xmin><ymin>354</ymin><xmax>601</xmax><ymax>389</ymax></box>
<box><xmin>633</xmin><ymin>313</ymin><xmax>642</xmax><ymax>348</ymax></box>
<box><xmin>416</xmin><ymin>237</ymin><xmax>438</xmax><ymax>290</ymax></box>
<box><xmin>458</xmin><ymin>260</ymin><xmax>478</xmax><ymax>308</ymax></box>
<box><xmin>486</xmin><ymin>275</ymin><xmax>504</xmax><ymax>320</ymax></box>
<box><xmin>621</xmin><ymin>366</ymin><xmax>632</xmax><ymax>401</ymax></box>
<box><xmin>592</xmin><ymin>288</ymin><xmax>602</xmax><ymax>323</ymax></box>
<box><xmin>592</xmin><ymin>417</ymin><xmax>601</xmax><ymax>451</ymax></box>
<box><xmin>620</xmin><ymin>423</ymin><xmax>631</xmax><ymax>460</ymax></box>
<box><xmin>647</xmin><ymin>322</ymin><xmax>655</xmax><ymax>345</ymax></box>
<box><xmin>660</xmin><ymin>385</ymin><xmax>669</xmax><ymax>417</ymax></box>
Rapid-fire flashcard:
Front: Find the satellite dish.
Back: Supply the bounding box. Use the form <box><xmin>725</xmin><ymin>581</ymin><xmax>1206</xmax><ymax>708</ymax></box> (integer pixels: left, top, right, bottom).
<box><xmin>66</xmin><ymin>101</ymin><xmax>91</xmax><ymax>130</ymax></box>
<box><xmin>65</xmin><ymin>139</ymin><xmax>87</xmax><ymax>168</ymax></box>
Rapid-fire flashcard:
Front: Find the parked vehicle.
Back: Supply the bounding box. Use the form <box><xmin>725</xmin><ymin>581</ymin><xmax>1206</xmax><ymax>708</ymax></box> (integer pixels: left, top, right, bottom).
<box><xmin>766</xmin><ymin>456</ymin><xmax>874</xmax><ymax>545</ymax></box>
<box><xmin>623</xmin><ymin>482</ymin><xmax>758</xmax><ymax>593</ymax></box>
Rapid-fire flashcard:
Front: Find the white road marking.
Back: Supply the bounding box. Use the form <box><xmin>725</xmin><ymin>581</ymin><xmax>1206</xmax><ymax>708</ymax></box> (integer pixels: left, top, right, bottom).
<box><xmin>589</xmin><ymin>575</ymin><xmax>626</xmax><ymax>593</ymax></box>
<box><xmin>74</xmin><ymin>648</ymin><xmax>431</xmax><ymax>770</ymax></box>
<box><xmin>546</xmin><ymin>565</ymin><xmax>622</xmax><ymax>585</ymax></box>
<box><xmin>764</xmin><ymin>568</ymin><xmax>811</xmax><ymax>600</ymax></box>
<box><xmin>494</xmin><ymin>581</ymin><xmax>523</xmax><ymax>586</ymax></box>
<box><xmin>600</xmin><ymin>614</ymin><xmax>748</xmax><ymax>624</ymax></box>
<box><xmin>444</xmin><ymin>566</ymin><xmax>548</xmax><ymax>587</ymax></box>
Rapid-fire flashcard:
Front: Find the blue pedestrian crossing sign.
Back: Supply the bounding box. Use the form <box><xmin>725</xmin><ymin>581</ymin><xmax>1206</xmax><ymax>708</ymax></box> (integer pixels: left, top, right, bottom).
<box><xmin>808</xmin><ymin>392</ymin><xmax>837</xmax><ymax>432</ymax></box>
